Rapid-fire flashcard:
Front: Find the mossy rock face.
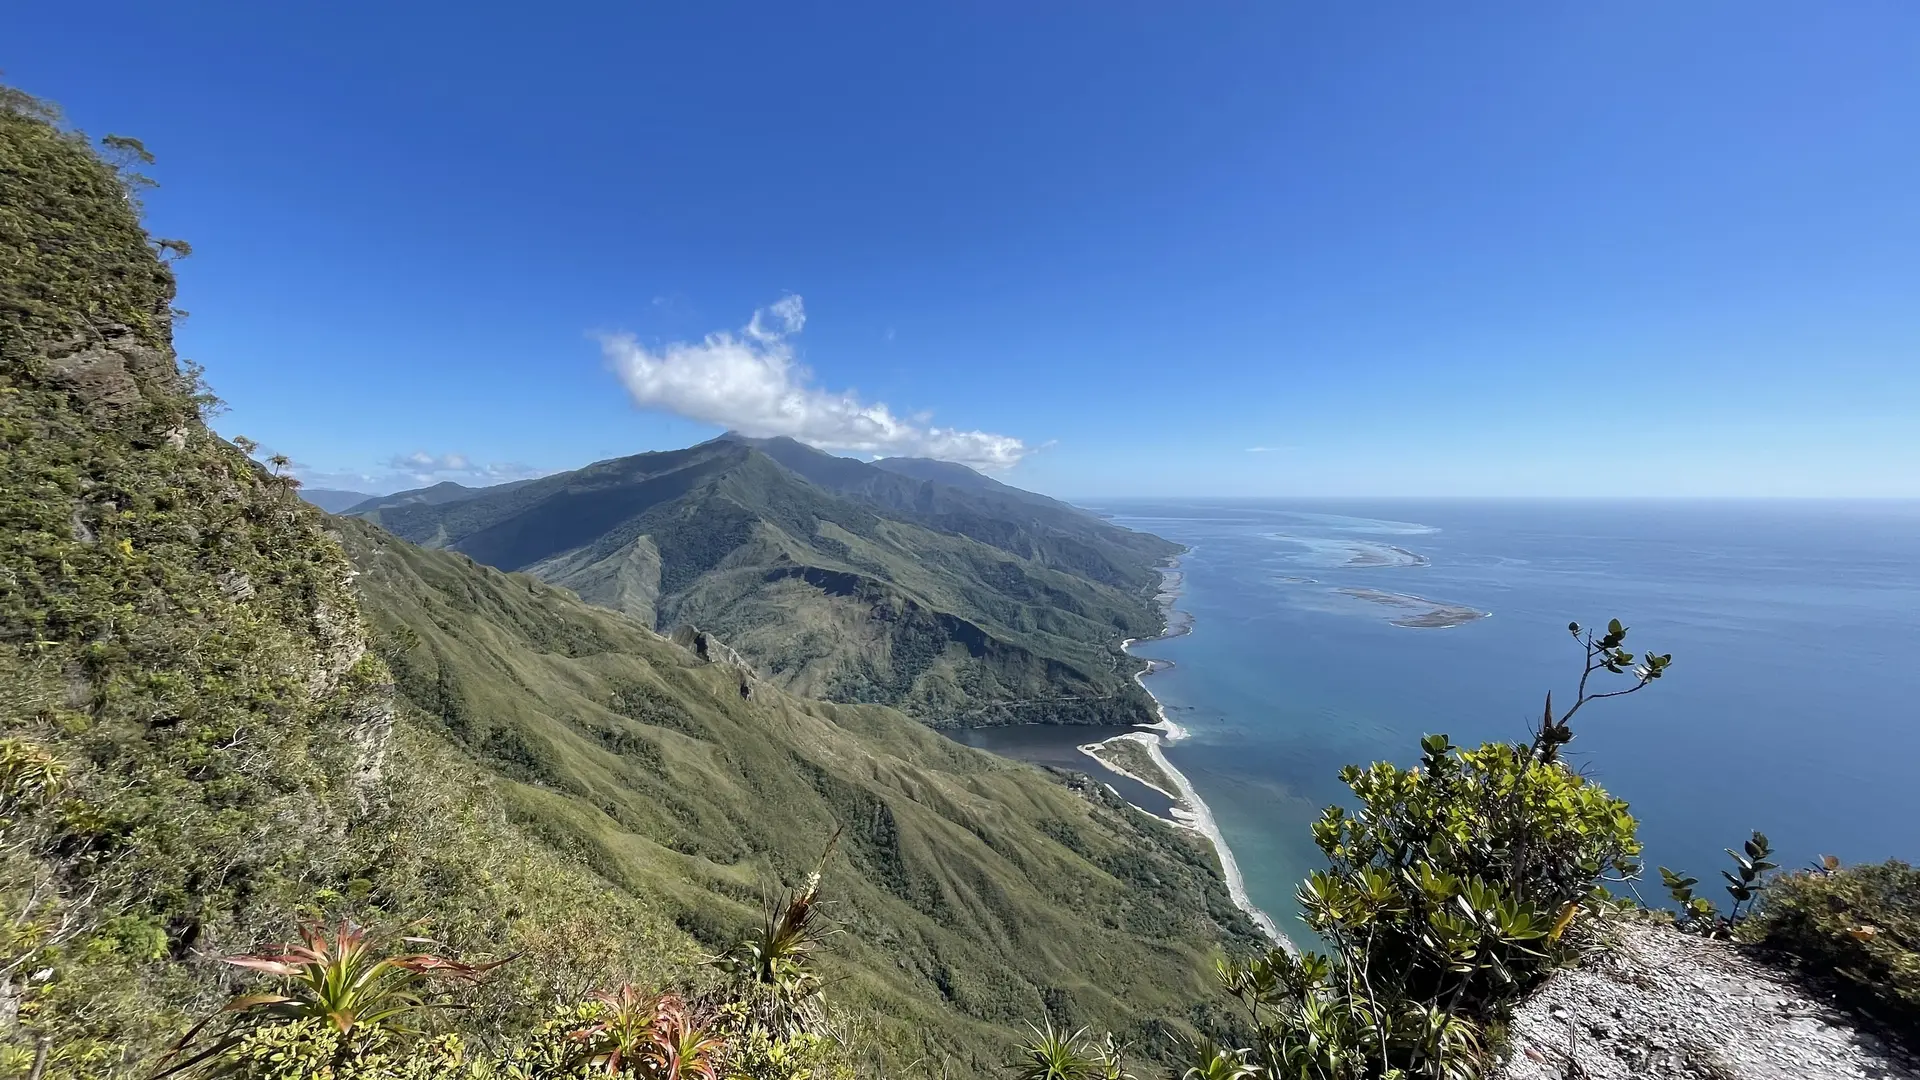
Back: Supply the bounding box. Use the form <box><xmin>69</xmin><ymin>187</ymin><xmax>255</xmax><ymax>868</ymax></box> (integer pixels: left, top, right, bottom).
<box><xmin>0</xmin><ymin>94</ymin><xmax>175</xmax><ymax>368</ymax></box>
<box><xmin>0</xmin><ymin>88</ymin><xmax>708</xmax><ymax>1076</ymax></box>
<box><xmin>1</xmin><ymin>88</ymin><xmax>394</xmax><ymax>1069</ymax></box>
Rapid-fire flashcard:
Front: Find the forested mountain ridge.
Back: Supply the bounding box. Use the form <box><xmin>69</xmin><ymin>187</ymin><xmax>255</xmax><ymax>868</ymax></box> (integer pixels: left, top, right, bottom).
<box><xmin>341</xmin><ymin>477</ymin><xmax>538</xmax><ymax>515</ymax></box>
<box><xmin>0</xmin><ymin>87</ymin><xmax>1255</xmax><ymax>1077</ymax></box>
<box><xmin>713</xmin><ymin>434</ymin><xmax>1167</xmax><ymax>590</ymax></box>
<box><xmin>349</xmin><ymin>435</ymin><xmax>1179</xmax><ymax>726</ymax></box>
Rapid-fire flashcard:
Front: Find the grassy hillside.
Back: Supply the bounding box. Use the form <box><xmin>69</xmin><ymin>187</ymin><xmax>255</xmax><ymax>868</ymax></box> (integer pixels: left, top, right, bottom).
<box><xmin>353</xmin><ymin>439</ymin><xmax>1178</xmax><ymax>726</ymax></box>
<box><xmin>0</xmin><ymin>86</ymin><xmax>1256</xmax><ymax>1077</ymax></box>
<box><xmin>341</xmin><ymin>516</ymin><xmax>1260</xmax><ymax>1071</ymax></box>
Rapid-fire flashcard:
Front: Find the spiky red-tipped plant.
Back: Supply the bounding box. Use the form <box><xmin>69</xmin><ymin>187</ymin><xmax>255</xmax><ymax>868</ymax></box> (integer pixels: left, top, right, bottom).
<box><xmin>155</xmin><ymin>921</ymin><xmax>510</xmax><ymax>1076</ymax></box>
<box><xmin>712</xmin><ymin>833</ymin><xmax>841</xmax><ymax>1035</ymax></box>
<box><xmin>570</xmin><ymin>986</ymin><xmax>725</xmax><ymax>1079</ymax></box>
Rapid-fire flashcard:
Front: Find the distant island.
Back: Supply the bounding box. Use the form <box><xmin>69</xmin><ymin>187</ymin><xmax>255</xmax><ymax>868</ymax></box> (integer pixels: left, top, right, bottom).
<box><xmin>1347</xmin><ymin>544</ymin><xmax>1432</xmax><ymax>567</ymax></box>
<box><xmin>1338</xmin><ymin>586</ymin><xmax>1490</xmax><ymax>628</ymax></box>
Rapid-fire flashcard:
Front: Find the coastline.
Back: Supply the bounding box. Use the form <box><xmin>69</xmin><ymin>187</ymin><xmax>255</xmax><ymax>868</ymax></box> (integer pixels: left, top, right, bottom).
<box><xmin>1107</xmin><ymin>556</ymin><xmax>1291</xmax><ymax>950</ymax></box>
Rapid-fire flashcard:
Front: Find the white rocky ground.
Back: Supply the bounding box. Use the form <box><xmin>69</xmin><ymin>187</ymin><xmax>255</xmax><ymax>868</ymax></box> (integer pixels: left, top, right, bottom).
<box><xmin>1498</xmin><ymin>922</ymin><xmax>1917</xmax><ymax>1080</ymax></box>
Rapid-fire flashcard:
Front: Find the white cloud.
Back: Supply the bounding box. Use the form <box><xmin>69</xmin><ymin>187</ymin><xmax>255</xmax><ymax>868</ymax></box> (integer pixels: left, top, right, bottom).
<box><xmin>1246</xmin><ymin>446</ymin><xmax>1276</xmax><ymax>453</ymax></box>
<box><xmin>601</xmin><ymin>295</ymin><xmax>1028</xmax><ymax>470</ymax></box>
<box><xmin>388</xmin><ymin>451</ymin><xmax>471</xmax><ymax>472</ymax></box>
<box><xmin>296</xmin><ymin>470</ymin><xmax>377</xmax><ymax>489</ymax></box>
<box><xmin>383</xmin><ymin>451</ymin><xmax>542</xmax><ymax>487</ymax></box>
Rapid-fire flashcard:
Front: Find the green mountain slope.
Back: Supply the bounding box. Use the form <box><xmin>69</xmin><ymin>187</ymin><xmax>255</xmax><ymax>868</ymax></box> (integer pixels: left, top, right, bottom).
<box><xmin>341</xmin><ymin>516</ymin><xmax>1260</xmax><ymax>1071</ymax></box>
<box><xmin>872</xmin><ymin>454</ymin><xmax>1074</xmax><ymax>507</ymax></box>
<box><xmin>722</xmin><ymin>434</ymin><xmax>1170</xmax><ymax>592</ymax></box>
<box><xmin>352</xmin><ymin>439</ymin><xmax>1178</xmax><ymax>726</ymax></box>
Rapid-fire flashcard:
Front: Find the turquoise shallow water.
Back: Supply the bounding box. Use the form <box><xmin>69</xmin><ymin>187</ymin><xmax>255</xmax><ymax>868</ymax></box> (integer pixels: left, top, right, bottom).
<box><xmin>1088</xmin><ymin>499</ymin><xmax>1920</xmax><ymax>935</ymax></box>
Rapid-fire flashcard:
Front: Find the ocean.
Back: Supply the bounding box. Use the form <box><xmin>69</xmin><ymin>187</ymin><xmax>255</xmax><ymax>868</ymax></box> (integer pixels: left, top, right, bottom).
<box><xmin>1064</xmin><ymin>499</ymin><xmax>1920</xmax><ymax>937</ymax></box>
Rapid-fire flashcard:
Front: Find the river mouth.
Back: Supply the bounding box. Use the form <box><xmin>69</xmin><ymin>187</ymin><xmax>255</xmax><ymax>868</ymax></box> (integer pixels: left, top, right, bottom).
<box><xmin>944</xmin><ymin>724</ymin><xmax>1180</xmax><ymax>819</ymax></box>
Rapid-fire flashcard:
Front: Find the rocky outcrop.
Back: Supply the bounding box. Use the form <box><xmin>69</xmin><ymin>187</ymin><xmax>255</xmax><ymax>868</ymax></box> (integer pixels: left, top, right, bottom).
<box><xmin>41</xmin><ymin>328</ymin><xmax>182</xmax><ymax>416</ymax></box>
<box><xmin>669</xmin><ymin>625</ymin><xmax>759</xmax><ymax>699</ymax></box>
<box><xmin>670</xmin><ymin>625</ymin><xmax>756</xmax><ymax>671</ymax></box>
<box><xmin>1498</xmin><ymin>923</ymin><xmax>1918</xmax><ymax>1080</ymax></box>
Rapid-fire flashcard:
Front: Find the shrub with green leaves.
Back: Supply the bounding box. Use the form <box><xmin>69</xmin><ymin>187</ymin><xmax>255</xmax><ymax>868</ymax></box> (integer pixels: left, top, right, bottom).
<box><xmin>1309</xmin><ymin>734</ymin><xmax>1640</xmax><ymax>999</ymax></box>
<box><xmin>1739</xmin><ymin>859</ymin><xmax>1920</xmax><ymax>1036</ymax></box>
<box><xmin>180</xmin><ymin>1021</ymin><xmax>478</xmax><ymax>1080</ymax></box>
<box><xmin>1207</xmin><ymin>733</ymin><xmax>1636</xmax><ymax>1080</ymax></box>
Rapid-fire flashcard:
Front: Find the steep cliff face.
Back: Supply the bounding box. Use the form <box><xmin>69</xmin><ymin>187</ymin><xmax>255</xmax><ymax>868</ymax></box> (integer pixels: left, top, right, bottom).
<box><xmin>1</xmin><ymin>92</ymin><xmax>394</xmax><ymax>1062</ymax></box>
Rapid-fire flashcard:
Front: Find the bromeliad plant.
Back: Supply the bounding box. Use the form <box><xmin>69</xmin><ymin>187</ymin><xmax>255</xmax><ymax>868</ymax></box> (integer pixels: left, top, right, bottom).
<box><xmin>712</xmin><ymin>838</ymin><xmax>840</xmax><ymax>1038</ymax></box>
<box><xmin>158</xmin><ymin>921</ymin><xmax>511</xmax><ymax>1076</ymax></box>
<box><xmin>1174</xmin><ymin>1037</ymin><xmax>1259</xmax><ymax>1080</ymax></box>
<box><xmin>1007</xmin><ymin>1021</ymin><xmax>1131</xmax><ymax>1080</ymax></box>
<box><xmin>567</xmin><ymin>985</ymin><xmax>726</xmax><ymax>1080</ymax></box>
<box><xmin>0</xmin><ymin>738</ymin><xmax>64</xmax><ymax>837</ymax></box>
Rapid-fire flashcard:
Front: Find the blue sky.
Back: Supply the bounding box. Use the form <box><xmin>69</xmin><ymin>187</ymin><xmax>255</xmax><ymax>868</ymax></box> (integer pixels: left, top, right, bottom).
<box><xmin>10</xmin><ymin>3</ymin><xmax>1917</xmax><ymax>497</ymax></box>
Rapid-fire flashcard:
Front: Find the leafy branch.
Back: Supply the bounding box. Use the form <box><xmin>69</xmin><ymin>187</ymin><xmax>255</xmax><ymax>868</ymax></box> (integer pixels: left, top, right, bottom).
<box><xmin>1661</xmin><ymin>831</ymin><xmax>1780</xmax><ymax>935</ymax></box>
<box><xmin>1532</xmin><ymin>619</ymin><xmax>1671</xmax><ymax>763</ymax></box>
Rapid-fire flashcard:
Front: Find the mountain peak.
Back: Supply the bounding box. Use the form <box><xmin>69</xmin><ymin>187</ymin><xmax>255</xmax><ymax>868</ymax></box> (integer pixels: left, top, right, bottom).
<box><xmin>714</xmin><ymin>431</ymin><xmax>833</xmax><ymax>456</ymax></box>
<box><xmin>346</xmin><ymin>429</ymin><xmax>1178</xmax><ymax>724</ymax></box>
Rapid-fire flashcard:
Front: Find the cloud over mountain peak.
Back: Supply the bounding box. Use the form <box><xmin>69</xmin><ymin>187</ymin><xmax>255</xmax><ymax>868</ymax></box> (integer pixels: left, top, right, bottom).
<box><xmin>601</xmin><ymin>296</ymin><xmax>1027</xmax><ymax>470</ymax></box>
